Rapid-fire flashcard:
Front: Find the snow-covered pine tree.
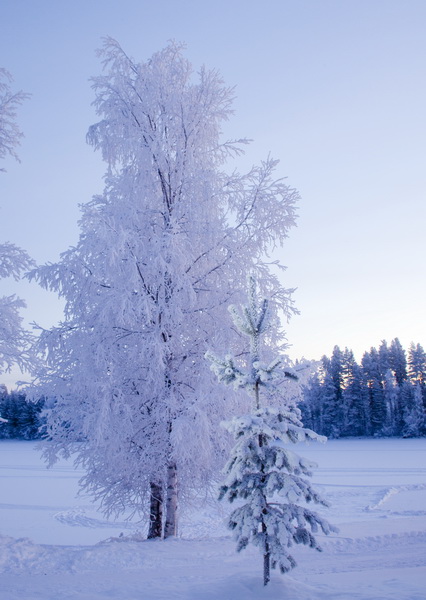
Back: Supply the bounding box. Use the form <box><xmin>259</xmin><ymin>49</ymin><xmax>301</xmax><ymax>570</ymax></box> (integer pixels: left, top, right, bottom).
<box><xmin>299</xmin><ymin>372</ymin><xmax>321</xmax><ymax>432</ymax></box>
<box><xmin>28</xmin><ymin>40</ymin><xmax>299</xmax><ymax>538</ymax></box>
<box><xmin>408</xmin><ymin>342</ymin><xmax>426</xmax><ymax>386</ymax></box>
<box><xmin>340</xmin><ymin>348</ymin><xmax>358</xmax><ymax>435</ymax></box>
<box><xmin>345</xmin><ymin>362</ymin><xmax>371</xmax><ymax>437</ymax></box>
<box><xmin>0</xmin><ymin>390</ymin><xmax>44</xmax><ymax>439</ymax></box>
<box><xmin>389</xmin><ymin>338</ymin><xmax>407</xmax><ymax>386</ymax></box>
<box><xmin>362</xmin><ymin>349</ymin><xmax>387</xmax><ymax>435</ymax></box>
<box><xmin>206</xmin><ymin>277</ymin><xmax>335</xmax><ymax>586</ymax></box>
<box><xmin>320</xmin><ymin>369</ymin><xmax>340</xmax><ymax>438</ymax></box>
<box><xmin>382</xmin><ymin>369</ymin><xmax>399</xmax><ymax>436</ymax></box>
<box><xmin>402</xmin><ymin>383</ymin><xmax>425</xmax><ymax>438</ymax></box>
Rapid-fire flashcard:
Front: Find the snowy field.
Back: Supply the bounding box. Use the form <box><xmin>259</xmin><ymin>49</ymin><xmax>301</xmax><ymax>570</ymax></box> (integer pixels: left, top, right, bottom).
<box><xmin>0</xmin><ymin>438</ymin><xmax>425</xmax><ymax>600</ymax></box>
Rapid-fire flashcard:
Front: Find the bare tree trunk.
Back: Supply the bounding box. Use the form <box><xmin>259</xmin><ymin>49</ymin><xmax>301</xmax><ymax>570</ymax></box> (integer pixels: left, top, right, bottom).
<box><xmin>164</xmin><ymin>461</ymin><xmax>178</xmax><ymax>538</ymax></box>
<box><xmin>262</xmin><ymin>520</ymin><xmax>270</xmax><ymax>586</ymax></box>
<box><xmin>258</xmin><ymin>412</ymin><xmax>270</xmax><ymax>586</ymax></box>
<box><xmin>147</xmin><ymin>481</ymin><xmax>163</xmax><ymax>539</ymax></box>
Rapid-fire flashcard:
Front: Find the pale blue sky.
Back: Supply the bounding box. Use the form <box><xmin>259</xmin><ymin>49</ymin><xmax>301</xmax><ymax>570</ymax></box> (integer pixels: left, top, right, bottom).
<box><xmin>1</xmin><ymin>0</ymin><xmax>426</xmax><ymax>387</ymax></box>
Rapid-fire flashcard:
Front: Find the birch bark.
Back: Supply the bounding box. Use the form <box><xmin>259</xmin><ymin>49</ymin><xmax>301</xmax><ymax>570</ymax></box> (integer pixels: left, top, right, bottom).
<box><xmin>164</xmin><ymin>461</ymin><xmax>178</xmax><ymax>538</ymax></box>
<box><xmin>147</xmin><ymin>482</ymin><xmax>163</xmax><ymax>539</ymax></box>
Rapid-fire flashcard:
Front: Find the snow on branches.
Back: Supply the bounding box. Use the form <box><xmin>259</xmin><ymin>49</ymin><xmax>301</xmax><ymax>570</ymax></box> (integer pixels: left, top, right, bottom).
<box><xmin>0</xmin><ymin>68</ymin><xmax>29</xmax><ymax>170</ymax></box>
<box><xmin>0</xmin><ymin>68</ymin><xmax>34</xmax><ymax>376</ymax></box>
<box><xmin>206</xmin><ymin>276</ymin><xmax>297</xmax><ymax>406</ymax></box>
<box><xmin>0</xmin><ymin>242</ymin><xmax>33</xmax><ymax>281</ymax></box>
<box><xmin>28</xmin><ymin>40</ymin><xmax>299</xmax><ymax>539</ymax></box>
<box><xmin>0</xmin><ymin>243</ymin><xmax>35</xmax><ymax>375</ymax></box>
<box><xmin>207</xmin><ymin>278</ymin><xmax>336</xmax><ymax>586</ymax></box>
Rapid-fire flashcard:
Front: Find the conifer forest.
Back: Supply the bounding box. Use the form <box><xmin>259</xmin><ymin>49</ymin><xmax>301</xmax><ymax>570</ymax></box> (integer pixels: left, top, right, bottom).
<box><xmin>300</xmin><ymin>338</ymin><xmax>426</xmax><ymax>439</ymax></box>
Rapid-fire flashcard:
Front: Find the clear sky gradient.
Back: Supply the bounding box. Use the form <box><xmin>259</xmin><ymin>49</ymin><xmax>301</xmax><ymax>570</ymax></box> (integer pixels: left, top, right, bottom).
<box><xmin>1</xmin><ymin>0</ymin><xmax>425</xmax><ymax>388</ymax></box>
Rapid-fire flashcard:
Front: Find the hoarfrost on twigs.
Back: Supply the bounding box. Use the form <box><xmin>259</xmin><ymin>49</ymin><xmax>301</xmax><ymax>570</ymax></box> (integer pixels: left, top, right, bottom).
<box><xmin>26</xmin><ymin>40</ymin><xmax>298</xmax><ymax>540</ymax></box>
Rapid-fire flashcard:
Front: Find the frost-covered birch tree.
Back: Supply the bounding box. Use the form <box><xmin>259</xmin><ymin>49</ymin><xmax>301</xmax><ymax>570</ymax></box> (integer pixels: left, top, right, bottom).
<box><xmin>0</xmin><ymin>243</ymin><xmax>35</xmax><ymax>377</ymax></box>
<box><xmin>207</xmin><ymin>278</ymin><xmax>335</xmax><ymax>585</ymax></box>
<box><xmin>0</xmin><ymin>73</ymin><xmax>34</xmax><ymax>377</ymax></box>
<box><xmin>29</xmin><ymin>39</ymin><xmax>298</xmax><ymax>538</ymax></box>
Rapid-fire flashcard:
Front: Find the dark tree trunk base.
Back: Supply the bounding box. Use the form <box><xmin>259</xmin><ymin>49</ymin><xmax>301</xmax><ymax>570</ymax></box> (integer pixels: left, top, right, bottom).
<box><xmin>164</xmin><ymin>461</ymin><xmax>178</xmax><ymax>538</ymax></box>
<box><xmin>147</xmin><ymin>482</ymin><xmax>163</xmax><ymax>539</ymax></box>
<box><xmin>263</xmin><ymin>551</ymin><xmax>270</xmax><ymax>586</ymax></box>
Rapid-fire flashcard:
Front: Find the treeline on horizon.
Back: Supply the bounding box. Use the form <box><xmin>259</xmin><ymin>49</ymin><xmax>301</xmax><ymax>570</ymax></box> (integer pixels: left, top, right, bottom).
<box><xmin>300</xmin><ymin>338</ymin><xmax>426</xmax><ymax>438</ymax></box>
<box><xmin>0</xmin><ymin>386</ymin><xmax>45</xmax><ymax>440</ymax></box>
<box><xmin>2</xmin><ymin>337</ymin><xmax>425</xmax><ymax>441</ymax></box>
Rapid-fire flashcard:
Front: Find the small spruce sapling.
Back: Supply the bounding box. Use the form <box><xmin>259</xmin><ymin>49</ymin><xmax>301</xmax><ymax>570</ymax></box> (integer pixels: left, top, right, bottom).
<box><xmin>206</xmin><ymin>277</ymin><xmax>336</xmax><ymax>586</ymax></box>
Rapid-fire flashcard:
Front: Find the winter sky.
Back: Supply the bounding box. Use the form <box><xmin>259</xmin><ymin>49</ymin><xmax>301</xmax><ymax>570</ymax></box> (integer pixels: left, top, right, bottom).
<box><xmin>1</xmin><ymin>0</ymin><xmax>425</xmax><ymax>388</ymax></box>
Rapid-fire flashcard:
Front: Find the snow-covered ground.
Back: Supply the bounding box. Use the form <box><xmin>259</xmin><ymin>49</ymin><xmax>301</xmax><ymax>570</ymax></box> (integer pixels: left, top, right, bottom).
<box><xmin>0</xmin><ymin>438</ymin><xmax>425</xmax><ymax>599</ymax></box>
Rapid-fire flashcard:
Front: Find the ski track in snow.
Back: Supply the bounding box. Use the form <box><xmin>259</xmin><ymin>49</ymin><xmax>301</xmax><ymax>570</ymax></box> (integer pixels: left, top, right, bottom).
<box><xmin>320</xmin><ymin>530</ymin><xmax>426</xmax><ymax>566</ymax></box>
<box><xmin>365</xmin><ymin>483</ymin><xmax>426</xmax><ymax>512</ymax></box>
<box><xmin>54</xmin><ymin>509</ymin><xmax>136</xmax><ymax>529</ymax></box>
<box><xmin>1</xmin><ymin>529</ymin><xmax>425</xmax><ymax>576</ymax></box>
